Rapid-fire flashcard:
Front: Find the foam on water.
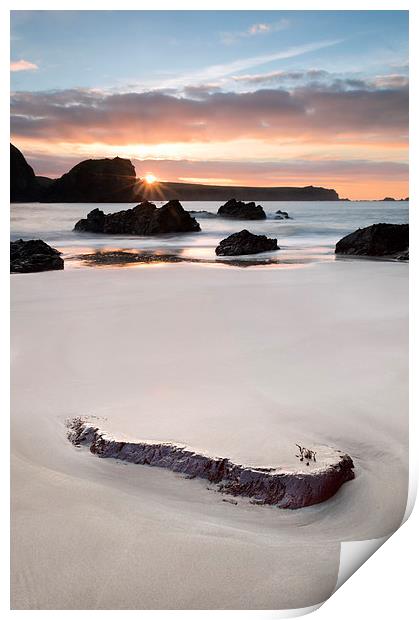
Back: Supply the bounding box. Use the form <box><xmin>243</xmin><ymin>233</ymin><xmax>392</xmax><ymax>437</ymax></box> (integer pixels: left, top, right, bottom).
<box><xmin>11</xmin><ymin>200</ymin><xmax>409</xmax><ymax>265</ymax></box>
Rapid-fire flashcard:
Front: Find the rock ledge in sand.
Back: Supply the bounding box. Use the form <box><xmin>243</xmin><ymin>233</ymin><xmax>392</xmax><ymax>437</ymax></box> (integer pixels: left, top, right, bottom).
<box><xmin>67</xmin><ymin>417</ymin><xmax>354</xmax><ymax>509</ymax></box>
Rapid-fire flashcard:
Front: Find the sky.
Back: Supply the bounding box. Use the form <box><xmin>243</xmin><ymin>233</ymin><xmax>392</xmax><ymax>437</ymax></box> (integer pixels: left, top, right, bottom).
<box><xmin>10</xmin><ymin>10</ymin><xmax>409</xmax><ymax>199</ymax></box>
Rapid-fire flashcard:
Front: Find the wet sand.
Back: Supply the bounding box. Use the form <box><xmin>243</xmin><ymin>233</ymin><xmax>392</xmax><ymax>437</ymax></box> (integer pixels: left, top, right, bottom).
<box><xmin>11</xmin><ymin>260</ymin><xmax>408</xmax><ymax>609</ymax></box>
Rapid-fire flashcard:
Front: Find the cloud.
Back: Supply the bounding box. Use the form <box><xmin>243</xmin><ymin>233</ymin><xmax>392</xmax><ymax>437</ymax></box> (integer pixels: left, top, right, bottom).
<box><xmin>373</xmin><ymin>74</ymin><xmax>409</xmax><ymax>89</ymax></box>
<box><xmin>232</xmin><ymin>69</ymin><xmax>330</xmax><ymax>85</ymax></box>
<box><xmin>107</xmin><ymin>40</ymin><xmax>343</xmax><ymax>92</ymax></box>
<box><xmin>231</xmin><ymin>69</ymin><xmax>409</xmax><ymax>92</ymax></box>
<box><xmin>10</xmin><ymin>81</ymin><xmax>408</xmax><ymax>147</ymax></box>
<box><xmin>221</xmin><ymin>19</ymin><xmax>290</xmax><ymax>44</ymax></box>
<box><xmin>182</xmin><ymin>84</ymin><xmax>222</xmax><ymax>99</ymax></box>
<box><xmin>10</xmin><ymin>59</ymin><xmax>38</xmax><ymax>72</ymax></box>
<box><xmin>248</xmin><ymin>23</ymin><xmax>272</xmax><ymax>35</ymax></box>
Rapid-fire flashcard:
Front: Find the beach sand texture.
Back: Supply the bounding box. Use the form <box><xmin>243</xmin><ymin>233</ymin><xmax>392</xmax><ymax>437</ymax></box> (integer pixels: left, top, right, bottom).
<box><xmin>11</xmin><ymin>261</ymin><xmax>408</xmax><ymax>609</ymax></box>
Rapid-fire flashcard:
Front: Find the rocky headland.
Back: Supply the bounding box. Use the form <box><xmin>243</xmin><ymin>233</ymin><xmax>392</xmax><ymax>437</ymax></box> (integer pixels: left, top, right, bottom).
<box><xmin>11</xmin><ymin>144</ymin><xmax>340</xmax><ymax>202</ymax></box>
<box><xmin>43</xmin><ymin>156</ymin><xmax>139</xmax><ymax>203</ymax></box>
<box><xmin>10</xmin><ymin>144</ymin><xmax>43</xmax><ymax>202</ymax></box>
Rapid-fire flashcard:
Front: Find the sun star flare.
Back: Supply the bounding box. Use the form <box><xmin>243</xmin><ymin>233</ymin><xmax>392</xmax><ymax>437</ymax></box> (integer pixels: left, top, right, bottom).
<box><xmin>144</xmin><ymin>173</ymin><xmax>157</xmax><ymax>185</ymax></box>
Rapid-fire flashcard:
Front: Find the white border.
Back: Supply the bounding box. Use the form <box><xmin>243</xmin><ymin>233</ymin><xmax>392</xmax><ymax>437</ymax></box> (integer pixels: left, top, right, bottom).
<box><xmin>3</xmin><ymin>1</ymin><xmax>417</xmax><ymax>618</ymax></box>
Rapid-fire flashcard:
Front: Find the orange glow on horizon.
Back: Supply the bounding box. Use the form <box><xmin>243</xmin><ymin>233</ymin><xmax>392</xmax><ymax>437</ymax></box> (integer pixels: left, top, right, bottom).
<box><xmin>12</xmin><ymin>136</ymin><xmax>408</xmax><ymax>200</ymax></box>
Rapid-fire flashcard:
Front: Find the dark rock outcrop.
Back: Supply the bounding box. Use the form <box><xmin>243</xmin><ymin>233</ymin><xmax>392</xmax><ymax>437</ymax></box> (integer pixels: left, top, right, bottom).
<box><xmin>216</xmin><ymin>230</ymin><xmax>278</xmax><ymax>256</ymax></box>
<box><xmin>275</xmin><ymin>209</ymin><xmax>291</xmax><ymax>220</ymax></box>
<box><xmin>218</xmin><ymin>199</ymin><xmax>266</xmax><ymax>220</ymax></box>
<box><xmin>335</xmin><ymin>223</ymin><xmax>409</xmax><ymax>259</ymax></box>
<box><xmin>10</xmin><ymin>144</ymin><xmax>42</xmax><ymax>202</ymax></box>
<box><xmin>67</xmin><ymin>417</ymin><xmax>355</xmax><ymax>509</ymax></box>
<box><xmin>43</xmin><ymin>157</ymin><xmax>139</xmax><ymax>202</ymax></box>
<box><xmin>74</xmin><ymin>200</ymin><xmax>201</xmax><ymax>235</ymax></box>
<box><xmin>11</xmin><ymin>239</ymin><xmax>64</xmax><ymax>273</ymax></box>
<box><xmin>35</xmin><ymin>176</ymin><xmax>54</xmax><ymax>190</ymax></box>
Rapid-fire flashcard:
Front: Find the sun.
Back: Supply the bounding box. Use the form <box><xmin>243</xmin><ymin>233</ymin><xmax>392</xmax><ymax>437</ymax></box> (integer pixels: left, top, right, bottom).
<box><xmin>144</xmin><ymin>173</ymin><xmax>157</xmax><ymax>185</ymax></box>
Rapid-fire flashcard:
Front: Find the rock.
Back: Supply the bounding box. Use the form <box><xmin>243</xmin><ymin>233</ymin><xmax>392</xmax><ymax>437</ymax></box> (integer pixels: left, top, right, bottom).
<box><xmin>275</xmin><ymin>209</ymin><xmax>291</xmax><ymax>219</ymax></box>
<box><xmin>75</xmin><ymin>207</ymin><xmax>106</xmax><ymax>233</ymax></box>
<box><xmin>43</xmin><ymin>157</ymin><xmax>139</xmax><ymax>202</ymax></box>
<box><xmin>394</xmin><ymin>249</ymin><xmax>409</xmax><ymax>261</ymax></box>
<box><xmin>335</xmin><ymin>223</ymin><xmax>409</xmax><ymax>259</ymax></box>
<box><xmin>10</xmin><ymin>144</ymin><xmax>42</xmax><ymax>202</ymax></box>
<box><xmin>215</xmin><ymin>230</ymin><xmax>278</xmax><ymax>256</ymax></box>
<box><xmin>11</xmin><ymin>239</ymin><xmax>64</xmax><ymax>273</ymax></box>
<box><xmin>35</xmin><ymin>176</ymin><xmax>54</xmax><ymax>189</ymax></box>
<box><xmin>67</xmin><ymin>417</ymin><xmax>355</xmax><ymax>509</ymax></box>
<box><xmin>74</xmin><ymin>200</ymin><xmax>201</xmax><ymax>235</ymax></box>
<box><xmin>217</xmin><ymin>199</ymin><xmax>266</xmax><ymax>220</ymax></box>
<box><xmin>382</xmin><ymin>196</ymin><xmax>396</xmax><ymax>201</ymax></box>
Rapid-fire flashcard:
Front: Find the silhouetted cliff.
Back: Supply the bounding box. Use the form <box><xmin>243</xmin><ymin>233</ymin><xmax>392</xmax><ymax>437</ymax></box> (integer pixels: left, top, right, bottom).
<box><xmin>10</xmin><ymin>144</ymin><xmax>42</xmax><ymax>202</ymax></box>
<box><xmin>139</xmin><ymin>181</ymin><xmax>339</xmax><ymax>201</ymax></box>
<box><xmin>42</xmin><ymin>157</ymin><xmax>139</xmax><ymax>202</ymax></box>
<box><xmin>11</xmin><ymin>146</ymin><xmax>340</xmax><ymax>202</ymax></box>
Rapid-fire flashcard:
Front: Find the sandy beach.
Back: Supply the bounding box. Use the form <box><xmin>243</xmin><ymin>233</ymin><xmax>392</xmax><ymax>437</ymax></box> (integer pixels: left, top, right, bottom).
<box><xmin>10</xmin><ymin>260</ymin><xmax>408</xmax><ymax>609</ymax></box>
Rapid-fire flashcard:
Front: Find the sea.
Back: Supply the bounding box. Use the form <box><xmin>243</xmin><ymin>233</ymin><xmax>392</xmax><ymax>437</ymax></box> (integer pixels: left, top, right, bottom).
<box><xmin>10</xmin><ymin>200</ymin><xmax>409</xmax><ymax>267</ymax></box>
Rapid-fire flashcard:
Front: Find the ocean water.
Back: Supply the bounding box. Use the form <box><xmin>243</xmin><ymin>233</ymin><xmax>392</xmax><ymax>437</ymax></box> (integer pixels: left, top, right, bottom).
<box><xmin>10</xmin><ymin>200</ymin><xmax>409</xmax><ymax>266</ymax></box>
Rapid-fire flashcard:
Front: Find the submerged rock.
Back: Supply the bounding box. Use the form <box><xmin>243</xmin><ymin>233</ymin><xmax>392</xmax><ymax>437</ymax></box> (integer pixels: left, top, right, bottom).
<box><xmin>215</xmin><ymin>230</ymin><xmax>278</xmax><ymax>256</ymax></box>
<box><xmin>74</xmin><ymin>200</ymin><xmax>201</xmax><ymax>235</ymax></box>
<box><xmin>335</xmin><ymin>223</ymin><xmax>409</xmax><ymax>259</ymax></box>
<box><xmin>275</xmin><ymin>209</ymin><xmax>291</xmax><ymax>220</ymax></box>
<box><xmin>67</xmin><ymin>417</ymin><xmax>355</xmax><ymax>509</ymax></box>
<box><xmin>11</xmin><ymin>239</ymin><xmax>64</xmax><ymax>273</ymax></box>
<box><xmin>218</xmin><ymin>199</ymin><xmax>266</xmax><ymax>220</ymax></box>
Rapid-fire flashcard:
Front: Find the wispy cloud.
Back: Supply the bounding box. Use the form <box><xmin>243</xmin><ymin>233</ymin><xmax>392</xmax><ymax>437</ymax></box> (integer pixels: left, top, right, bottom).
<box><xmin>232</xmin><ymin>69</ymin><xmax>329</xmax><ymax>85</ymax></box>
<box><xmin>10</xmin><ymin>59</ymin><xmax>38</xmax><ymax>72</ymax></box>
<box><xmin>221</xmin><ymin>19</ymin><xmax>290</xmax><ymax>44</ymax></box>
<box><xmin>161</xmin><ymin>39</ymin><xmax>344</xmax><ymax>89</ymax></box>
<box><xmin>231</xmin><ymin>68</ymin><xmax>409</xmax><ymax>92</ymax></box>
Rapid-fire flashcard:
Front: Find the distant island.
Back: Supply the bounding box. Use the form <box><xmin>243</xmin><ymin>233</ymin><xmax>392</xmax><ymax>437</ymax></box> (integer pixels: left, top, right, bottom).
<box><xmin>10</xmin><ymin>143</ymin><xmax>339</xmax><ymax>203</ymax></box>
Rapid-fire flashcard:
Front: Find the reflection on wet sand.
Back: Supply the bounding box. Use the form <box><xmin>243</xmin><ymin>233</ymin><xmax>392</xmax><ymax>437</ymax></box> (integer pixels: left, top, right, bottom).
<box><xmin>65</xmin><ymin>247</ymin><xmax>317</xmax><ymax>269</ymax></box>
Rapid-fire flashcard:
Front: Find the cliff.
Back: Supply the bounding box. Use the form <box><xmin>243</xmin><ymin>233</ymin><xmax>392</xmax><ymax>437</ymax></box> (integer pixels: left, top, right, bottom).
<box><xmin>11</xmin><ymin>145</ymin><xmax>340</xmax><ymax>202</ymax></box>
<box><xmin>10</xmin><ymin>144</ymin><xmax>42</xmax><ymax>202</ymax></box>
<box><xmin>42</xmin><ymin>157</ymin><xmax>139</xmax><ymax>202</ymax></box>
<box><xmin>140</xmin><ymin>181</ymin><xmax>339</xmax><ymax>202</ymax></box>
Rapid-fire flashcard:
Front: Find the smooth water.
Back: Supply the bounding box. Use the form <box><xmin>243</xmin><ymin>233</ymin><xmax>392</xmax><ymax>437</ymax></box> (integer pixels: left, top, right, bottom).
<box><xmin>10</xmin><ymin>201</ymin><xmax>409</xmax><ymax>265</ymax></box>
